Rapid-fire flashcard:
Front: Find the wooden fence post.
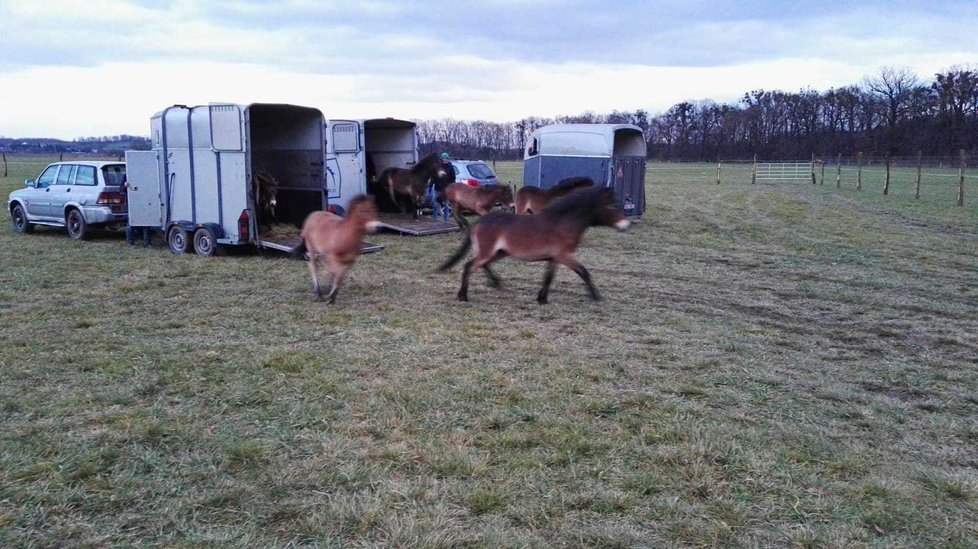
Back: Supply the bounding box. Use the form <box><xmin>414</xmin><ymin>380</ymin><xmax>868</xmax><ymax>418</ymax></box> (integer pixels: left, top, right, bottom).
<box><xmin>811</xmin><ymin>153</ymin><xmax>816</xmax><ymax>185</ymax></box>
<box><xmin>915</xmin><ymin>151</ymin><xmax>922</xmax><ymax>199</ymax></box>
<box><xmin>958</xmin><ymin>149</ymin><xmax>966</xmax><ymax>207</ymax></box>
<box><xmin>856</xmin><ymin>152</ymin><xmax>863</xmax><ymax>190</ymax></box>
<box><xmin>751</xmin><ymin>154</ymin><xmax>757</xmax><ymax>185</ymax></box>
<box><xmin>835</xmin><ymin>153</ymin><xmax>842</xmax><ymax>188</ymax></box>
<box><xmin>2</xmin><ymin>152</ymin><xmax>6</xmax><ymax>177</ymax></box>
<box><xmin>882</xmin><ymin>153</ymin><xmax>891</xmax><ymax>196</ymax></box>
<box><xmin>716</xmin><ymin>159</ymin><xmax>721</xmax><ymax>185</ymax></box>
<box><xmin>820</xmin><ymin>158</ymin><xmax>825</xmax><ymax>185</ymax></box>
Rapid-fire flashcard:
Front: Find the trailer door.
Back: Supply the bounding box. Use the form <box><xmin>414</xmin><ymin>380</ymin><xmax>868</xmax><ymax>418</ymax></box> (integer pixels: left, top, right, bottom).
<box><xmin>125</xmin><ymin>150</ymin><xmax>164</xmax><ymax>228</ymax></box>
<box><xmin>326</xmin><ymin>119</ymin><xmax>362</xmax><ymax>209</ymax></box>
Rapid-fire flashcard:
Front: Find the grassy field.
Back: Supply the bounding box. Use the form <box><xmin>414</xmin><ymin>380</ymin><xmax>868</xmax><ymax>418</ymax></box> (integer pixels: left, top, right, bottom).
<box><xmin>1</xmin><ymin>157</ymin><xmax>976</xmax><ymax>548</ymax></box>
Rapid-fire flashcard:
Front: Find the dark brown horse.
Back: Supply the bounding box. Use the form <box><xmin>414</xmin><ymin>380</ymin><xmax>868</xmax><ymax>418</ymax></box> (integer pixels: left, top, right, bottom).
<box><xmin>375</xmin><ymin>153</ymin><xmax>447</xmax><ymax>219</ymax></box>
<box><xmin>438</xmin><ymin>186</ymin><xmax>630</xmax><ymax>304</ymax></box>
<box><xmin>514</xmin><ymin>176</ymin><xmax>595</xmax><ymax>214</ymax></box>
<box><xmin>294</xmin><ymin>195</ymin><xmax>380</xmax><ymax>304</ymax></box>
<box><xmin>253</xmin><ymin>171</ymin><xmax>279</xmax><ymax>227</ymax></box>
<box><xmin>443</xmin><ymin>183</ymin><xmax>515</xmax><ymax>229</ymax></box>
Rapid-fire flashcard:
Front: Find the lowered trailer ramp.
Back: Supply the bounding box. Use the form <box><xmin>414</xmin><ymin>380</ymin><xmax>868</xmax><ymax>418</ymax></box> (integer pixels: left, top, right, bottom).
<box><xmin>375</xmin><ymin>215</ymin><xmax>460</xmax><ymax>236</ymax></box>
<box><xmin>258</xmin><ymin>234</ymin><xmax>384</xmax><ymax>255</ymax></box>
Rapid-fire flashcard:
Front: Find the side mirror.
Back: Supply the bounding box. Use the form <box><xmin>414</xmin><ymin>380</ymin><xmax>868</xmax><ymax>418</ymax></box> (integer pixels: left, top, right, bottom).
<box><xmin>25</xmin><ymin>179</ymin><xmax>35</xmax><ymax>188</ymax></box>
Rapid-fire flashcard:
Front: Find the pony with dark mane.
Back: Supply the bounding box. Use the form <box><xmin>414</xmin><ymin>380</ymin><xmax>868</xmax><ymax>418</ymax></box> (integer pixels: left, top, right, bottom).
<box><xmin>253</xmin><ymin>171</ymin><xmax>279</xmax><ymax>227</ymax></box>
<box><xmin>443</xmin><ymin>183</ymin><xmax>515</xmax><ymax>229</ymax></box>
<box><xmin>438</xmin><ymin>186</ymin><xmax>630</xmax><ymax>304</ymax></box>
<box><xmin>375</xmin><ymin>153</ymin><xmax>447</xmax><ymax>219</ymax></box>
<box><xmin>514</xmin><ymin>176</ymin><xmax>595</xmax><ymax>214</ymax></box>
<box><xmin>294</xmin><ymin>195</ymin><xmax>381</xmax><ymax>304</ymax></box>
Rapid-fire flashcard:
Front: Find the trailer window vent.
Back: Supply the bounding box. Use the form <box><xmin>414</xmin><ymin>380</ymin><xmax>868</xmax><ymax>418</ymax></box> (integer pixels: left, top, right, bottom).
<box><xmin>332</xmin><ymin>123</ymin><xmax>359</xmax><ymax>152</ymax></box>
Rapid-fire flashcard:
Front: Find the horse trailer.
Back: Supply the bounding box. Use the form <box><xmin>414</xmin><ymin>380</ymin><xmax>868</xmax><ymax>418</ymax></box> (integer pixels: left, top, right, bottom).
<box><xmin>125</xmin><ymin>103</ymin><xmax>327</xmax><ymax>255</ymax></box>
<box><xmin>523</xmin><ymin>124</ymin><xmax>647</xmax><ymax>217</ymax></box>
<box><xmin>325</xmin><ymin>118</ymin><xmax>418</xmax><ymax>214</ymax></box>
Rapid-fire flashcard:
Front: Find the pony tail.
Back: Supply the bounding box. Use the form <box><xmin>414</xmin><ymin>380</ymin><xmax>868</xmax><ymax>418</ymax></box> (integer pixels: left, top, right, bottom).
<box><xmin>437</xmin><ymin>233</ymin><xmax>471</xmax><ymax>272</ymax></box>
<box><xmin>292</xmin><ymin>239</ymin><xmax>307</xmax><ymax>260</ymax></box>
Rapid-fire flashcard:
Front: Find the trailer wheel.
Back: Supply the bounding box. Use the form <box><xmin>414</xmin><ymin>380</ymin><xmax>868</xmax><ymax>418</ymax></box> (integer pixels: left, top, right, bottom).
<box><xmin>167</xmin><ymin>225</ymin><xmax>191</xmax><ymax>255</ymax></box>
<box><xmin>193</xmin><ymin>226</ymin><xmax>218</xmax><ymax>257</ymax></box>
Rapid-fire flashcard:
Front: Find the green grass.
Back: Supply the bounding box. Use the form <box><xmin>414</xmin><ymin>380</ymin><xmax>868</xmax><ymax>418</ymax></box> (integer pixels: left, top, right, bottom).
<box><xmin>1</xmin><ymin>156</ymin><xmax>977</xmax><ymax>547</ymax></box>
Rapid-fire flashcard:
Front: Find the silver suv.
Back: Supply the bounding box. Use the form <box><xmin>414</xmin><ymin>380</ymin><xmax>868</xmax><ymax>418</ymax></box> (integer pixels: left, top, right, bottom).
<box><xmin>451</xmin><ymin>160</ymin><xmax>498</xmax><ymax>186</ymax></box>
<box><xmin>8</xmin><ymin>161</ymin><xmax>128</xmax><ymax>240</ymax></box>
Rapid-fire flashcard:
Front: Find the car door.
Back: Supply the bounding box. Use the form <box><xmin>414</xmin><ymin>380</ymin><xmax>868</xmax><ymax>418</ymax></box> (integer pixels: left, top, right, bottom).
<box><xmin>46</xmin><ymin>164</ymin><xmax>78</xmax><ymax>220</ymax></box>
<box><xmin>25</xmin><ymin>164</ymin><xmax>60</xmax><ymax>219</ymax></box>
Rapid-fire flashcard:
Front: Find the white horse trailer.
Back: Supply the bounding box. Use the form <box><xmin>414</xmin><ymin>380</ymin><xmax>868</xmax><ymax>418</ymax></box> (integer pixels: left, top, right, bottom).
<box><xmin>126</xmin><ymin>103</ymin><xmax>327</xmax><ymax>255</ymax></box>
<box><xmin>325</xmin><ymin>118</ymin><xmax>417</xmax><ymax>214</ymax></box>
<box><xmin>523</xmin><ymin>124</ymin><xmax>647</xmax><ymax>217</ymax></box>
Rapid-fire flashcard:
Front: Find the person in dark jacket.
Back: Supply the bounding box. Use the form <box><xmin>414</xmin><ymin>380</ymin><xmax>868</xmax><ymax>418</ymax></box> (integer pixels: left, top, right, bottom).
<box><xmin>122</xmin><ymin>178</ymin><xmax>152</xmax><ymax>247</ymax></box>
<box><xmin>428</xmin><ymin>152</ymin><xmax>456</xmax><ymax>222</ymax></box>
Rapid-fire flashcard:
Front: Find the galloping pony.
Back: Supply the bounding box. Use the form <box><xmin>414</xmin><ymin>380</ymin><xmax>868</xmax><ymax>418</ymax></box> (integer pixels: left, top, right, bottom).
<box><xmin>294</xmin><ymin>195</ymin><xmax>381</xmax><ymax>304</ymax></box>
<box><xmin>514</xmin><ymin>176</ymin><xmax>595</xmax><ymax>214</ymax></box>
<box><xmin>438</xmin><ymin>186</ymin><xmax>630</xmax><ymax>304</ymax></box>
<box><xmin>443</xmin><ymin>183</ymin><xmax>515</xmax><ymax>229</ymax></box>
<box><xmin>375</xmin><ymin>153</ymin><xmax>447</xmax><ymax>219</ymax></box>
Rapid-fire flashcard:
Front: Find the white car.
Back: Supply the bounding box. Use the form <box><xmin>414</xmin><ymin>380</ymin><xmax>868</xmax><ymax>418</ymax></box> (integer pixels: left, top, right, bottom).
<box><xmin>8</xmin><ymin>161</ymin><xmax>128</xmax><ymax>240</ymax></box>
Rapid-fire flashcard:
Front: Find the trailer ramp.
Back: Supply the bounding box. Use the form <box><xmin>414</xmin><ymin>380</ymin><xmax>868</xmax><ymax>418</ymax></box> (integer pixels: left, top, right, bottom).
<box><xmin>376</xmin><ymin>215</ymin><xmax>460</xmax><ymax>236</ymax></box>
<box><xmin>258</xmin><ymin>230</ymin><xmax>383</xmax><ymax>255</ymax></box>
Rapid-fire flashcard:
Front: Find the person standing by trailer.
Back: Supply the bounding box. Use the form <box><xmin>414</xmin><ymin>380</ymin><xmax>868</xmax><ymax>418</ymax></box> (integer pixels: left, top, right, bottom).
<box><xmin>121</xmin><ymin>177</ymin><xmax>152</xmax><ymax>247</ymax></box>
<box><xmin>428</xmin><ymin>152</ymin><xmax>456</xmax><ymax>222</ymax></box>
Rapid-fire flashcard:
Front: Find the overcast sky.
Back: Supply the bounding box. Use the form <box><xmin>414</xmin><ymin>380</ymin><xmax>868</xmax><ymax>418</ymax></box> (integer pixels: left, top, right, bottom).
<box><xmin>2</xmin><ymin>0</ymin><xmax>976</xmax><ymax>139</ymax></box>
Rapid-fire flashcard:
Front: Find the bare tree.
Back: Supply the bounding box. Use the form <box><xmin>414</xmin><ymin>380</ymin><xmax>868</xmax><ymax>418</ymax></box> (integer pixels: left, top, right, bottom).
<box><xmin>863</xmin><ymin>66</ymin><xmax>921</xmax><ymax>130</ymax></box>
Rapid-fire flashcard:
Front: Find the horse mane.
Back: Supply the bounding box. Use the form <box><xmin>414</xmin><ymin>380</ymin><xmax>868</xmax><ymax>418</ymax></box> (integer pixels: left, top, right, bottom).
<box><xmin>543</xmin><ymin>186</ymin><xmax>612</xmax><ymax>216</ymax></box>
<box><xmin>413</xmin><ymin>153</ymin><xmax>441</xmax><ymax>173</ymax></box>
<box><xmin>553</xmin><ymin>176</ymin><xmax>595</xmax><ymax>192</ymax></box>
<box><xmin>345</xmin><ymin>194</ymin><xmax>373</xmax><ymax>214</ymax></box>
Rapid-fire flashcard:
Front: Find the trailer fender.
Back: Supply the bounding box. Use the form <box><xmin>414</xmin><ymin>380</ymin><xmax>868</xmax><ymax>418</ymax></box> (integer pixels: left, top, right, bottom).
<box><xmin>197</xmin><ymin>222</ymin><xmax>224</xmax><ymax>239</ymax></box>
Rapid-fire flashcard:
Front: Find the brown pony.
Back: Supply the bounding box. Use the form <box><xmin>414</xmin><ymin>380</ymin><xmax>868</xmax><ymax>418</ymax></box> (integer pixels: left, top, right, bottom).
<box><xmin>443</xmin><ymin>183</ymin><xmax>515</xmax><ymax>229</ymax></box>
<box><xmin>438</xmin><ymin>186</ymin><xmax>630</xmax><ymax>304</ymax></box>
<box><xmin>294</xmin><ymin>195</ymin><xmax>381</xmax><ymax>304</ymax></box>
<box><xmin>514</xmin><ymin>176</ymin><xmax>595</xmax><ymax>214</ymax></box>
<box><xmin>376</xmin><ymin>153</ymin><xmax>447</xmax><ymax>219</ymax></box>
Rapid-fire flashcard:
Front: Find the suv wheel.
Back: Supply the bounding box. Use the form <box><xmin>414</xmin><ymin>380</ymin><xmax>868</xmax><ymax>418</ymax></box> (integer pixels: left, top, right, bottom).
<box><xmin>66</xmin><ymin>209</ymin><xmax>89</xmax><ymax>240</ymax></box>
<box><xmin>11</xmin><ymin>204</ymin><xmax>34</xmax><ymax>234</ymax></box>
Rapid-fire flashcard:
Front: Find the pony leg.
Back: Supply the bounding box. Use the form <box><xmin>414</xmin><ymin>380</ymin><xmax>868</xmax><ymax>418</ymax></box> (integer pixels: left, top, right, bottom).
<box><xmin>483</xmin><ymin>265</ymin><xmax>502</xmax><ymax>289</ymax></box>
<box><xmin>457</xmin><ymin>259</ymin><xmax>476</xmax><ymax>301</ymax></box>
<box><xmin>326</xmin><ymin>260</ymin><xmax>348</xmax><ymax>304</ymax></box>
<box><xmin>537</xmin><ymin>260</ymin><xmax>557</xmax><ymax>305</ymax></box>
<box><xmin>567</xmin><ymin>261</ymin><xmax>601</xmax><ymax>301</ymax></box>
<box><xmin>307</xmin><ymin>254</ymin><xmax>324</xmax><ymax>301</ymax></box>
<box><xmin>483</xmin><ymin>250</ymin><xmax>507</xmax><ymax>289</ymax></box>
<box><xmin>451</xmin><ymin>205</ymin><xmax>469</xmax><ymax>230</ymax></box>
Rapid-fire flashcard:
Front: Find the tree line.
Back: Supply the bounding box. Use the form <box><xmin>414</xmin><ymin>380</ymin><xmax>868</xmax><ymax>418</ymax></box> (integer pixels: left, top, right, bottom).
<box><xmin>418</xmin><ymin>65</ymin><xmax>978</xmax><ymax>162</ymax></box>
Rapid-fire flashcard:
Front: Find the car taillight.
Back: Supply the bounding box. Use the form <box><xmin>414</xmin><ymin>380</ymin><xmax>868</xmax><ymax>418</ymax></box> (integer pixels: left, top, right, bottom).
<box><xmin>465</xmin><ymin>179</ymin><xmax>479</xmax><ymax>186</ymax></box>
<box><xmin>238</xmin><ymin>210</ymin><xmax>250</xmax><ymax>242</ymax></box>
<box><xmin>97</xmin><ymin>191</ymin><xmax>125</xmax><ymax>205</ymax></box>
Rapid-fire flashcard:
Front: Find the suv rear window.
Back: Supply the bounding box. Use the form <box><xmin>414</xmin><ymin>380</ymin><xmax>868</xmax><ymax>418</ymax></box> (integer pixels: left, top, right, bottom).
<box><xmin>101</xmin><ymin>165</ymin><xmax>127</xmax><ymax>187</ymax></box>
<box><xmin>466</xmin><ymin>163</ymin><xmax>494</xmax><ymax>179</ymax></box>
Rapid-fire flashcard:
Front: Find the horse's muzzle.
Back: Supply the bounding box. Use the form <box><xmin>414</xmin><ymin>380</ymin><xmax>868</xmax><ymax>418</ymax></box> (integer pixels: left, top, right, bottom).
<box><xmin>614</xmin><ymin>219</ymin><xmax>631</xmax><ymax>231</ymax></box>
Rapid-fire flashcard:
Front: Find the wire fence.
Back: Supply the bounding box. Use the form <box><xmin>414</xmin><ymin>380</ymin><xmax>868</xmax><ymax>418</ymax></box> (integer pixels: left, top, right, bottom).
<box><xmin>649</xmin><ymin>153</ymin><xmax>977</xmax><ymax>210</ymax></box>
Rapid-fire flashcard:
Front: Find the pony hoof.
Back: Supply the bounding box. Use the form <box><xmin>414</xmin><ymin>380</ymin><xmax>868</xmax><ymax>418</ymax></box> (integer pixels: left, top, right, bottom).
<box><xmin>457</xmin><ymin>294</ymin><xmax>468</xmax><ymax>302</ymax></box>
<box><xmin>537</xmin><ymin>297</ymin><xmax>548</xmax><ymax>305</ymax></box>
